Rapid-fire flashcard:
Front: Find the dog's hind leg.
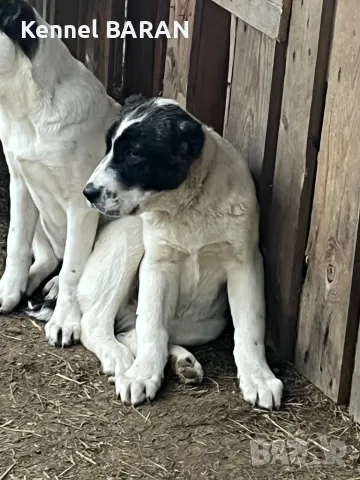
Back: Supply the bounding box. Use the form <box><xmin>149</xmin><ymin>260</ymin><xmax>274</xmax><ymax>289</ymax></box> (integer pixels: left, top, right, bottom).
<box><xmin>26</xmin><ymin>221</ymin><xmax>59</xmax><ymax>296</ymax></box>
<box><xmin>42</xmin><ymin>275</ymin><xmax>59</xmax><ymax>301</ymax></box>
<box><xmin>78</xmin><ymin>216</ymin><xmax>144</xmax><ymax>377</ymax></box>
<box><xmin>116</xmin><ymin>329</ymin><xmax>204</xmax><ymax>386</ymax></box>
<box><xmin>168</xmin><ymin>345</ymin><xmax>204</xmax><ymax>384</ymax></box>
<box><xmin>0</xmin><ymin>163</ymin><xmax>38</xmax><ymax>313</ymax></box>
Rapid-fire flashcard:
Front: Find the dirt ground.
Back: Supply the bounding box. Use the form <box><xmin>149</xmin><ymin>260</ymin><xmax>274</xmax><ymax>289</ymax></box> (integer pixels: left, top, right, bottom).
<box><xmin>1</xmin><ymin>217</ymin><xmax>360</xmax><ymax>479</ymax></box>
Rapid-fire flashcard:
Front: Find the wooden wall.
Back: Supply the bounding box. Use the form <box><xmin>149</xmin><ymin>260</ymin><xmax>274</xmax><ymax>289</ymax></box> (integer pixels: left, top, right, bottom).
<box><xmin>16</xmin><ymin>0</ymin><xmax>360</xmax><ymax>417</ymax></box>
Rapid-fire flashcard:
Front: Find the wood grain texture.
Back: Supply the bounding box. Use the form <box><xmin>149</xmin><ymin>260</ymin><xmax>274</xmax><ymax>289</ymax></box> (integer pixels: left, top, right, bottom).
<box><xmin>153</xmin><ymin>0</ymin><xmax>171</xmax><ymax>95</ymax></box>
<box><xmin>224</xmin><ymin>21</ymin><xmax>276</xmax><ymax>184</ymax></box>
<box><xmin>265</xmin><ymin>0</ymin><xmax>336</xmax><ymax>361</ymax></box>
<box><xmin>76</xmin><ymin>0</ymin><xmax>125</xmax><ymax>96</ymax></box>
<box><xmin>223</xmin><ymin>14</ymin><xmax>237</xmax><ymax>134</ymax></box>
<box><xmin>296</xmin><ymin>0</ymin><xmax>360</xmax><ymax>403</ymax></box>
<box><xmin>78</xmin><ymin>0</ymin><xmax>110</xmax><ymax>85</ymax></box>
<box><xmin>106</xmin><ymin>0</ymin><xmax>126</xmax><ymax>100</ymax></box>
<box><xmin>163</xmin><ymin>0</ymin><xmax>196</xmax><ymax>107</ymax></box>
<box><xmin>210</xmin><ymin>0</ymin><xmax>288</xmax><ymax>40</ymax></box>
<box><xmin>186</xmin><ymin>0</ymin><xmax>230</xmax><ymax>134</ymax></box>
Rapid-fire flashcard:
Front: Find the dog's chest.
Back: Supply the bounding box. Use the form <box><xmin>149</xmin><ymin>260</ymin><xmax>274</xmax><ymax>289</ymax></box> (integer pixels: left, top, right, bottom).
<box><xmin>176</xmin><ymin>243</ymin><xmax>228</xmax><ymax>314</ymax></box>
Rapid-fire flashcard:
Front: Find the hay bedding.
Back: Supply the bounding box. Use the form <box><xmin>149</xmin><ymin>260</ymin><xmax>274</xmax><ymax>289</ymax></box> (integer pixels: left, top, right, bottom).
<box><xmin>1</xmin><ymin>202</ymin><xmax>360</xmax><ymax>479</ymax></box>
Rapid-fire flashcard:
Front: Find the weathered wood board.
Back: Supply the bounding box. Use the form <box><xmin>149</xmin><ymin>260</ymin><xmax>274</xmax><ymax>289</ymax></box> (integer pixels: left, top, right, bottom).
<box><xmin>163</xmin><ymin>0</ymin><xmax>197</xmax><ymax>107</ymax></box>
<box><xmin>123</xmin><ymin>0</ymin><xmax>169</xmax><ymax>98</ymax></box>
<box><xmin>211</xmin><ymin>0</ymin><xmax>289</xmax><ymax>40</ymax></box>
<box><xmin>224</xmin><ymin>21</ymin><xmax>276</xmax><ymax>185</ymax></box>
<box><xmin>296</xmin><ymin>0</ymin><xmax>360</xmax><ymax>403</ymax></box>
<box><xmin>186</xmin><ymin>0</ymin><xmax>230</xmax><ymax>134</ymax></box>
<box><xmin>266</xmin><ymin>0</ymin><xmax>336</xmax><ymax>360</ymax></box>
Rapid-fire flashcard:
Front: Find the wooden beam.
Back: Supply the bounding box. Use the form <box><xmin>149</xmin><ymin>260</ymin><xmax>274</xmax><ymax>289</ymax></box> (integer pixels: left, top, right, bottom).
<box><xmin>186</xmin><ymin>0</ymin><xmax>230</xmax><ymax>134</ymax></box>
<box><xmin>163</xmin><ymin>0</ymin><xmax>197</xmax><ymax>107</ymax></box>
<box><xmin>265</xmin><ymin>0</ymin><xmax>336</xmax><ymax>360</ymax></box>
<box><xmin>210</xmin><ymin>0</ymin><xmax>290</xmax><ymax>41</ymax></box>
<box><xmin>296</xmin><ymin>0</ymin><xmax>360</xmax><ymax>403</ymax></box>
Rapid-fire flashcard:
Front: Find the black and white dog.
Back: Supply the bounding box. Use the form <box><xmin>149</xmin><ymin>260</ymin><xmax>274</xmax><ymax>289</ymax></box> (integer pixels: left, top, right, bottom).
<box><xmin>0</xmin><ymin>0</ymin><xmax>120</xmax><ymax>346</ymax></box>
<box><xmin>33</xmin><ymin>95</ymin><xmax>283</xmax><ymax>409</ymax></box>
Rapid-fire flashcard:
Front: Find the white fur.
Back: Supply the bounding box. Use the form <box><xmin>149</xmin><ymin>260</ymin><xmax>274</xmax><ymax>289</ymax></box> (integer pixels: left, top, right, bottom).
<box><xmin>0</xmin><ymin>8</ymin><xmax>120</xmax><ymax>346</ymax></box>
<box><xmin>78</xmin><ymin>124</ymin><xmax>283</xmax><ymax>409</ymax></box>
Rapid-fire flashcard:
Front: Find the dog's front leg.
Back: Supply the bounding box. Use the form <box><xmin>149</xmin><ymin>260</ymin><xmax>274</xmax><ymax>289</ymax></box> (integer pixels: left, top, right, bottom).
<box><xmin>45</xmin><ymin>200</ymin><xmax>99</xmax><ymax>346</ymax></box>
<box><xmin>115</xmin><ymin>256</ymin><xmax>180</xmax><ymax>406</ymax></box>
<box><xmin>227</xmin><ymin>248</ymin><xmax>283</xmax><ymax>410</ymax></box>
<box><xmin>0</xmin><ymin>168</ymin><xmax>38</xmax><ymax>313</ymax></box>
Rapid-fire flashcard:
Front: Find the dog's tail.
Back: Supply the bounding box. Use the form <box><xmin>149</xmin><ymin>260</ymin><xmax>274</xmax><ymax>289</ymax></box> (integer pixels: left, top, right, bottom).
<box><xmin>26</xmin><ymin>298</ymin><xmax>56</xmax><ymax>322</ymax></box>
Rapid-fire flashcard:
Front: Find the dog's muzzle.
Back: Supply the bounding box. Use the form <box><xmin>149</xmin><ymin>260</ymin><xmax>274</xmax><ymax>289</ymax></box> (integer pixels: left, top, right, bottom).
<box><xmin>83</xmin><ymin>182</ymin><xmax>102</xmax><ymax>204</ymax></box>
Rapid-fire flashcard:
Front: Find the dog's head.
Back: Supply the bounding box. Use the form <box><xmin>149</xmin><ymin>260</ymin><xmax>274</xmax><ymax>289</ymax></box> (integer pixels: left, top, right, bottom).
<box><xmin>0</xmin><ymin>0</ymin><xmax>39</xmax><ymax>72</ymax></box>
<box><xmin>83</xmin><ymin>95</ymin><xmax>205</xmax><ymax>217</ymax></box>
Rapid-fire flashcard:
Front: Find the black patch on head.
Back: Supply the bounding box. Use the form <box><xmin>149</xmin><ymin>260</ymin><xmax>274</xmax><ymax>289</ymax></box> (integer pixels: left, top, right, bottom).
<box><xmin>108</xmin><ymin>98</ymin><xmax>205</xmax><ymax>192</ymax></box>
<box><xmin>0</xmin><ymin>0</ymin><xmax>39</xmax><ymax>59</ymax></box>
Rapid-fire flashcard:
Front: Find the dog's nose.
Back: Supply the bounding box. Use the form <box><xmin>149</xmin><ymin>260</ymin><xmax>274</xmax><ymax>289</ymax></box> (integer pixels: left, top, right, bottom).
<box><xmin>83</xmin><ymin>183</ymin><xmax>101</xmax><ymax>203</ymax></box>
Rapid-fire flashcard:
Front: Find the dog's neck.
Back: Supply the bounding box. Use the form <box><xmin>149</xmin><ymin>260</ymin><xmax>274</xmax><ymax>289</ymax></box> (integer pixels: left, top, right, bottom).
<box><xmin>143</xmin><ymin>128</ymin><xmax>217</xmax><ymax>217</ymax></box>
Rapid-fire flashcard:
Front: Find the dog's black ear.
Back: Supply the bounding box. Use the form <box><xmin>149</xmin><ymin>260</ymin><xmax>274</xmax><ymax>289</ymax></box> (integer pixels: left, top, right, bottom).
<box><xmin>0</xmin><ymin>0</ymin><xmax>39</xmax><ymax>59</ymax></box>
<box><xmin>124</xmin><ymin>94</ymin><xmax>146</xmax><ymax>107</ymax></box>
<box><xmin>120</xmin><ymin>93</ymin><xmax>148</xmax><ymax>120</ymax></box>
<box><xmin>175</xmin><ymin>117</ymin><xmax>205</xmax><ymax>163</ymax></box>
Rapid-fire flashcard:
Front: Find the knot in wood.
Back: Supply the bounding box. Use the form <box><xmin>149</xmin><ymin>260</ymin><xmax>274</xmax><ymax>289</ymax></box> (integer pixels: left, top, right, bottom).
<box><xmin>327</xmin><ymin>263</ymin><xmax>335</xmax><ymax>283</ymax></box>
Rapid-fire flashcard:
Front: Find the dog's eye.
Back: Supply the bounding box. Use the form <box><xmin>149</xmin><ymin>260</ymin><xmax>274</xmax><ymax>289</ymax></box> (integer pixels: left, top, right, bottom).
<box><xmin>128</xmin><ymin>145</ymin><xmax>141</xmax><ymax>156</ymax></box>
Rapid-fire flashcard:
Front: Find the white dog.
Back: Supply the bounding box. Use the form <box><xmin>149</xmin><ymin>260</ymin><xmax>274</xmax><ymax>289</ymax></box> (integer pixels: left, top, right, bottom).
<box><xmin>39</xmin><ymin>95</ymin><xmax>282</xmax><ymax>409</ymax></box>
<box><xmin>0</xmin><ymin>0</ymin><xmax>120</xmax><ymax>346</ymax></box>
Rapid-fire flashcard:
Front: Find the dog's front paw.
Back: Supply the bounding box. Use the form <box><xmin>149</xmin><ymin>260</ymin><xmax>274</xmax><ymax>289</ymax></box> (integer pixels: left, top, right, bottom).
<box><xmin>0</xmin><ymin>269</ymin><xmax>27</xmax><ymax>313</ymax></box>
<box><xmin>115</xmin><ymin>375</ymin><xmax>162</xmax><ymax>406</ymax></box>
<box><xmin>114</xmin><ymin>362</ymin><xmax>163</xmax><ymax>406</ymax></box>
<box><xmin>45</xmin><ymin>301</ymin><xmax>81</xmax><ymax>347</ymax></box>
<box><xmin>238</xmin><ymin>367</ymin><xmax>283</xmax><ymax>410</ymax></box>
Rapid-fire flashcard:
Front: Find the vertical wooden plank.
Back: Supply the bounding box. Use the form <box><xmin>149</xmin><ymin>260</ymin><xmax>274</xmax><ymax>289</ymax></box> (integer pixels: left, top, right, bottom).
<box><xmin>153</xmin><ymin>0</ymin><xmax>171</xmax><ymax>96</ymax></box>
<box><xmin>350</xmin><ymin>325</ymin><xmax>360</xmax><ymax>421</ymax></box>
<box><xmin>265</xmin><ymin>0</ymin><xmax>336</xmax><ymax>361</ymax></box>
<box><xmin>76</xmin><ymin>0</ymin><xmax>125</xmax><ymax>96</ymax></box>
<box><xmin>223</xmin><ymin>14</ymin><xmax>237</xmax><ymax>136</ymax></box>
<box><xmin>186</xmin><ymin>0</ymin><xmax>230</xmax><ymax>134</ymax></box>
<box><xmin>76</xmin><ymin>0</ymin><xmax>125</xmax><ymax>90</ymax></box>
<box><xmin>296</xmin><ymin>0</ymin><xmax>360</xmax><ymax>403</ymax></box>
<box><xmin>52</xmin><ymin>0</ymin><xmax>80</xmax><ymax>56</ymax></box>
<box><xmin>106</xmin><ymin>0</ymin><xmax>126</xmax><ymax>100</ymax></box>
<box><xmin>82</xmin><ymin>0</ymin><xmax>111</xmax><ymax>85</ymax></box>
<box><xmin>123</xmin><ymin>0</ymin><xmax>166</xmax><ymax>98</ymax></box>
<box><xmin>31</xmin><ymin>0</ymin><xmax>44</xmax><ymax>16</ymax></box>
<box><xmin>163</xmin><ymin>0</ymin><xmax>196</xmax><ymax>107</ymax></box>
<box><xmin>224</xmin><ymin>21</ymin><xmax>277</xmax><ymax>184</ymax></box>
<box><xmin>45</xmin><ymin>0</ymin><xmax>55</xmax><ymax>24</ymax></box>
